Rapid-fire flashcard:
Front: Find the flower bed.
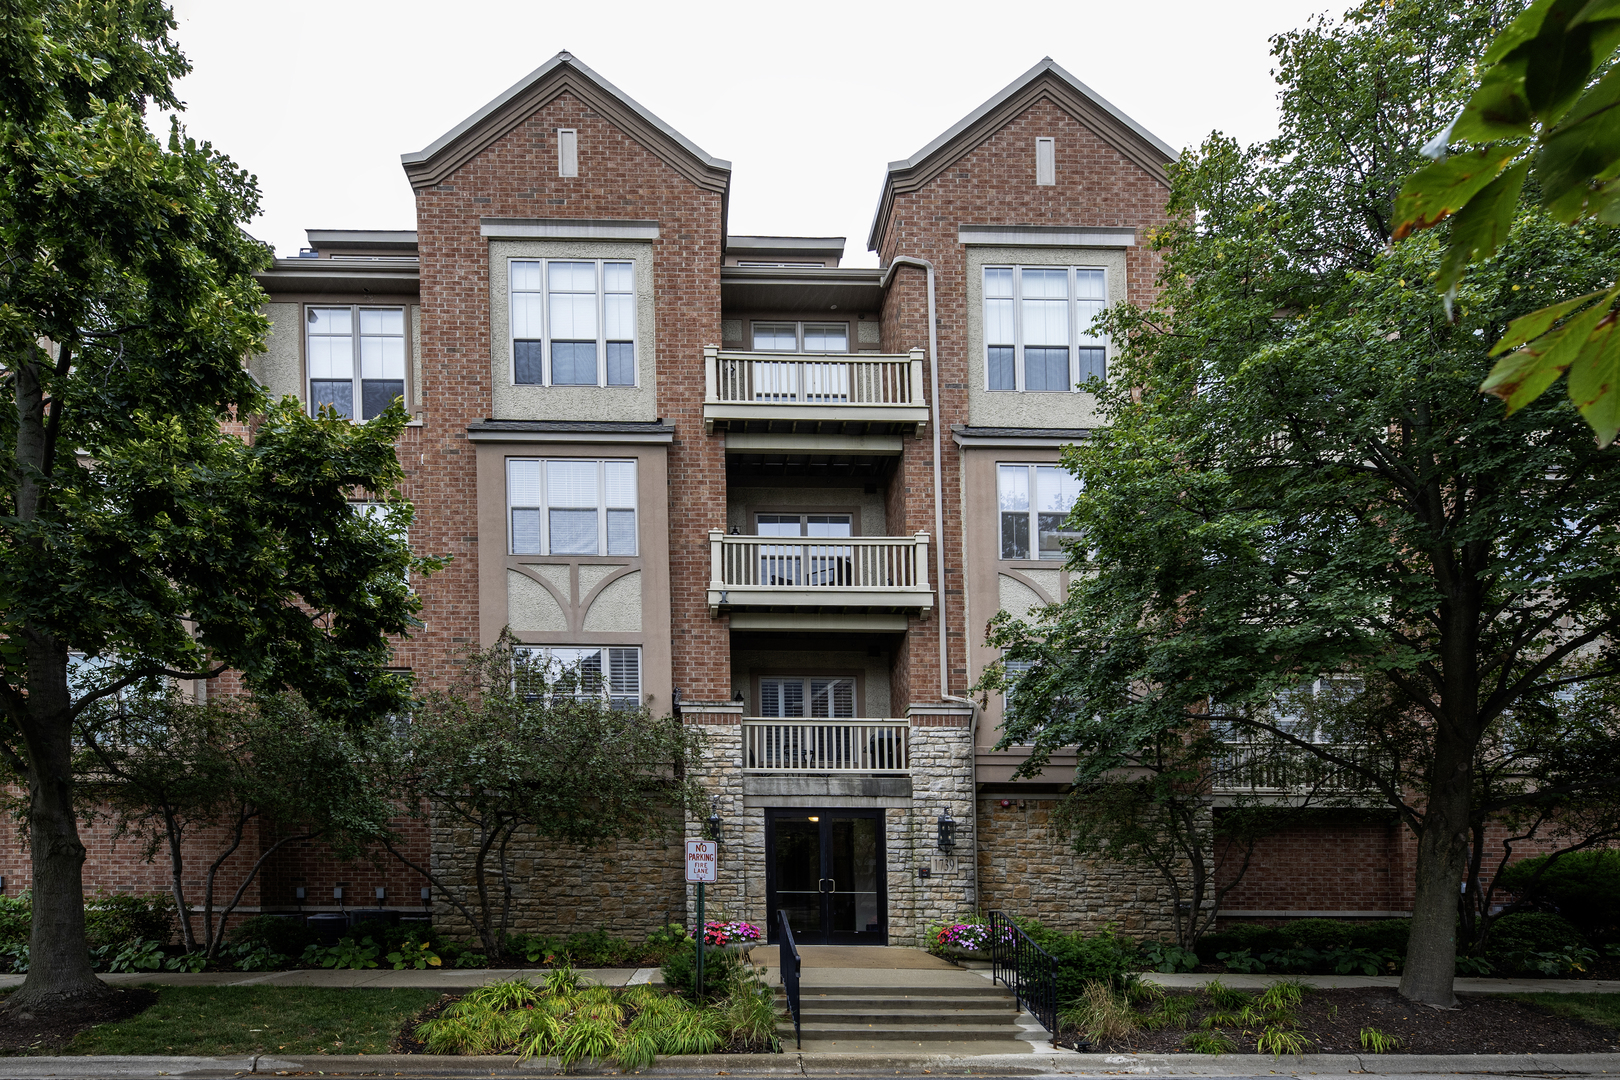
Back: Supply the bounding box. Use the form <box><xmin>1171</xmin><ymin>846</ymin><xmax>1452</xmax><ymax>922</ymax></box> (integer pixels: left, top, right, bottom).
<box><xmin>701</xmin><ymin>921</ymin><xmax>761</xmax><ymax>948</ymax></box>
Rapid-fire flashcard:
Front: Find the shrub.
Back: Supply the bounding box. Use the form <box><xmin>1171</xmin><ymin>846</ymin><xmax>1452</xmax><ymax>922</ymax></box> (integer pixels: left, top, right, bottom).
<box><xmin>1484</xmin><ymin>912</ymin><xmax>1593</xmax><ymax>976</ymax></box>
<box><xmin>1020</xmin><ymin>921</ymin><xmax>1140</xmax><ymax>1000</ymax></box>
<box><xmin>1348</xmin><ymin>919</ymin><xmax>1411</xmax><ymax>955</ymax></box>
<box><xmin>84</xmin><ymin>891</ymin><xmax>174</xmax><ymax>950</ymax></box>
<box><xmin>658</xmin><ymin>941</ymin><xmax>740</xmax><ymax>999</ymax></box>
<box><xmin>0</xmin><ymin>893</ymin><xmax>29</xmax><ymax>947</ymax></box>
<box><xmin>562</xmin><ymin>929</ymin><xmax>636</xmax><ymax>966</ymax></box>
<box><xmin>1498</xmin><ymin>851</ymin><xmax>1620</xmax><ymax>942</ymax></box>
<box><xmin>1196</xmin><ymin>923</ymin><xmax>1284</xmax><ymax>963</ymax></box>
<box><xmin>231</xmin><ymin>914</ymin><xmax>319</xmax><ymax>958</ymax></box>
<box><xmin>1278</xmin><ymin>918</ymin><xmax>1354</xmax><ymax>951</ymax></box>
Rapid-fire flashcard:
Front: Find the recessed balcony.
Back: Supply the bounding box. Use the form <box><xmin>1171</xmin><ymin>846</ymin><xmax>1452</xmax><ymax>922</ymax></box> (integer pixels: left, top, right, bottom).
<box><xmin>707</xmin><ymin>530</ymin><xmax>933</xmax><ymax>621</ymax></box>
<box><xmin>702</xmin><ymin>347</ymin><xmax>930</xmax><ymax>437</ymax></box>
<box><xmin>742</xmin><ymin>718</ymin><xmax>910</xmax><ymax>773</ymax></box>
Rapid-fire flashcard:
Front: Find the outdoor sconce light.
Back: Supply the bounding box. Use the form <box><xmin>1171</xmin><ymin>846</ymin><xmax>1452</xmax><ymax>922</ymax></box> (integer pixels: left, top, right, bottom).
<box><xmin>706</xmin><ymin>798</ymin><xmax>723</xmax><ymax>846</ymax></box>
<box><xmin>937</xmin><ymin>809</ymin><xmax>957</xmax><ymax>853</ymax></box>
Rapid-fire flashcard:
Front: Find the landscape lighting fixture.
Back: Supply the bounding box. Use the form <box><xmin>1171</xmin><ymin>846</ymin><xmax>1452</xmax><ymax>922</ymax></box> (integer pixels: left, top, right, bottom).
<box><xmin>706</xmin><ymin>798</ymin><xmax>723</xmax><ymax>846</ymax></box>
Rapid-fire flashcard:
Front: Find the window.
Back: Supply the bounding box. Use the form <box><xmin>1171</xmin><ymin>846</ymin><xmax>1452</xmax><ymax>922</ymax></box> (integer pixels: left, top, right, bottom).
<box><xmin>557</xmin><ymin>129</ymin><xmax>578</xmax><ymax>177</ymax></box>
<box><xmin>508</xmin><ymin>458</ymin><xmax>637</xmax><ymax>556</ymax></box>
<box><xmin>514</xmin><ymin>646</ymin><xmax>641</xmax><ymax>709</ymax></box>
<box><xmin>353</xmin><ymin>501</ymin><xmax>411</xmax><ymax>581</ymax></box>
<box><xmin>510</xmin><ymin>259</ymin><xmax>636</xmax><ymax>387</ymax></box>
<box><xmin>760</xmin><ymin>677</ymin><xmax>855</xmax><ymax>718</ymax></box>
<box><xmin>1272</xmin><ymin>677</ymin><xmax>1364</xmax><ymax>741</ymax></box>
<box><xmin>998</xmin><ymin>463</ymin><xmax>1081</xmax><ymax>560</ymax></box>
<box><xmin>756</xmin><ymin>513</ymin><xmax>852</xmax><ymax>586</ymax></box>
<box><xmin>750</xmin><ymin>322</ymin><xmax>848</xmax><ymax>353</ymax></box>
<box><xmin>984</xmin><ymin>266</ymin><xmax>1106</xmax><ymax>391</ymax></box>
<box><xmin>1002</xmin><ymin>659</ymin><xmax>1033</xmax><ymax>713</ymax></box>
<box><xmin>1035</xmin><ymin>137</ymin><xmax>1055</xmax><ymax>185</ymax></box>
<box><xmin>306</xmin><ymin>306</ymin><xmax>406</xmax><ymax>420</ymax></box>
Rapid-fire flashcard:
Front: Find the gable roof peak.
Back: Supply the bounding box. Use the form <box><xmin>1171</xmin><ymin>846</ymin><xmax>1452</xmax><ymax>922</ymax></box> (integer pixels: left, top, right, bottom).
<box><xmin>868</xmin><ymin>57</ymin><xmax>1178</xmax><ymax>251</ymax></box>
<box><xmin>400</xmin><ymin>50</ymin><xmax>730</xmax><ymax>195</ymax></box>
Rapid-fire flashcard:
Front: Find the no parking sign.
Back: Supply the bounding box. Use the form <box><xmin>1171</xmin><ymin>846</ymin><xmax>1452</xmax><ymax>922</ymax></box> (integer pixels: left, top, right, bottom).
<box><xmin>685</xmin><ymin>839</ymin><xmax>717</xmax><ymax>883</ymax></box>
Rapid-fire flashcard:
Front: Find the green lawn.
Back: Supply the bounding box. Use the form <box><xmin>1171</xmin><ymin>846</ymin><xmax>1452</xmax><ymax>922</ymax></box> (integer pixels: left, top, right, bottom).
<box><xmin>60</xmin><ymin>986</ymin><xmax>441</xmax><ymax>1056</ymax></box>
<box><xmin>1509</xmin><ymin>993</ymin><xmax>1620</xmax><ymax>1032</ymax></box>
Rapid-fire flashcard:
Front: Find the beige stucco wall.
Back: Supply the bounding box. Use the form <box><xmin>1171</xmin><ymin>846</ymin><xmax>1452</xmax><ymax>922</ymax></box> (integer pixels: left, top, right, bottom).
<box><xmin>252</xmin><ymin>303</ymin><xmax>304</xmax><ymax>401</ymax></box>
<box><xmin>726</xmin><ymin>485</ymin><xmax>887</xmax><ymax>536</ymax></box>
<box><xmin>963</xmin><ymin>245</ymin><xmax>1127</xmax><ymax>429</ymax></box>
<box><xmin>487</xmin><ymin>239</ymin><xmax>658</xmax><ymax>421</ymax></box>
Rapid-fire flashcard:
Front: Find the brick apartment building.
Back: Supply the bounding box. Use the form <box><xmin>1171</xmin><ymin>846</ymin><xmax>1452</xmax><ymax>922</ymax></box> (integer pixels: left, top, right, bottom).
<box><xmin>46</xmin><ymin>52</ymin><xmax>1428</xmax><ymax>944</ymax></box>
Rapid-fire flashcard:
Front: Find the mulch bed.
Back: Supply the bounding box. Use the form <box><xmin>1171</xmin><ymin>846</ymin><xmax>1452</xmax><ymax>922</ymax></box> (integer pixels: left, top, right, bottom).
<box><xmin>0</xmin><ymin>987</ymin><xmax>157</xmax><ymax>1054</ymax></box>
<box><xmin>1070</xmin><ymin>989</ymin><xmax>1620</xmax><ymax>1055</ymax></box>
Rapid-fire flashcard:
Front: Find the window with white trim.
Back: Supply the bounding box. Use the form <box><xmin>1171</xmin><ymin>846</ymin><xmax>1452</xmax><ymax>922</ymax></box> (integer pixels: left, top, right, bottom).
<box><xmin>759</xmin><ymin>676</ymin><xmax>855</xmax><ymax>718</ymax></box>
<box><xmin>306</xmin><ymin>306</ymin><xmax>407</xmax><ymax>420</ymax></box>
<box><xmin>508</xmin><ymin>458</ymin><xmax>637</xmax><ymax>556</ymax></box>
<box><xmin>984</xmin><ymin>266</ymin><xmax>1106</xmax><ymax>391</ymax></box>
<box><xmin>353</xmin><ymin>500</ymin><xmax>411</xmax><ymax>582</ymax></box>
<box><xmin>750</xmin><ymin>321</ymin><xmax>848</xmax><ymax>352</ymax></box>
<box><xmin>511</xmin><ymin>259</ymin><xmax>636</xmax><ymax>387</ymax></box>
<box><xmin>998</xmin><ymin>463</ymin><xmax>1081</xmax><ymax>560</ymax></box>
<box><xmin>514</xmin><ymin>646</ymin><xmax>642</xmax><ymax>710</ymax></box>
<box><xmin>1271</xmin><ymin>677</ymin><xmax>1365</xmax><ymax>741</ymax></box>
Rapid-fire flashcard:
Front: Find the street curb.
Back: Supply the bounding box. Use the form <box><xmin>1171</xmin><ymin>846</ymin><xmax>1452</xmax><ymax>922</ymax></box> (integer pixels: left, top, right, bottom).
<box><xmin>5</xmin><ymin>1052</ymin><xmax>1620</xmax><ymax>1078</ymax></box>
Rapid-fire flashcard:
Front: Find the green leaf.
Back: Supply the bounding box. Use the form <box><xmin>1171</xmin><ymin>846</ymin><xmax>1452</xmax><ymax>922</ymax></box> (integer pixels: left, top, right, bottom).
<box><xmin>1483</xmin><ymin>0</ymin><xmax>1562</xmax><ymax>65</ymax></box>
<box><xmin>1438</xmin><ymin>160</ymin><xmax>1530</xmax><ymax>310</ymax></box>
<box><xmin>1454</xmin><ymin>60</ymin><xmax>1539</xmax><ymax>141</ymax></box>
<box><xmin>1567</xmin><ymin>310</ymin><xmax>1620</xmax><ymax>445</ymax></box>
<box><xmin>1537</xmin><ymin>67</ymin><xmax>1620</xmax><ymax>212</ymax></box>
<box><xmin>1490</xmin><ymin>287</ymin><xmax>1612</xmax><ymax>355</ymax></box>
<box><xmin>1393</xmin><ymin>146</ymin><xmax>1523</xmax><ymax>240</ymax></box>
<box><xmin>1482</xmin><ymin>296</ymin><xmax>1614</xmax><ymax>411</ymax></box>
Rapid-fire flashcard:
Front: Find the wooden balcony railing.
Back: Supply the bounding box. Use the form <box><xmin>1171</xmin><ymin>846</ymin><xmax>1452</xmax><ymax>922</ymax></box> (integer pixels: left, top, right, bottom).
<box><xmin>706</xmin><ymin>530</ymin><xmax>933</xmax><ymax>614</ymax></box>
<box><xmin>742</xmin><ymin>719</ymin><xmax>910</xmax><ymax>772</ymax></box>
<box><xmin>702</xmin><ymin>347</ymin><xmax>930</xmax><ymax>435</ymax></box>
<box><xmin>1212</xmin><ymin>742</ymin><xmax>1373</xmax><ymax>794</ymax></box>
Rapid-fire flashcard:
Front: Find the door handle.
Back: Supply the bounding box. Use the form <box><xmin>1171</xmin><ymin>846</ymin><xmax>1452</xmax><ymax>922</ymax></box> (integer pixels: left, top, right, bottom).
<box><xmin>825</xmin><ymin>878</ymin><xmax>836</xmax><ymax>894</ymax></box>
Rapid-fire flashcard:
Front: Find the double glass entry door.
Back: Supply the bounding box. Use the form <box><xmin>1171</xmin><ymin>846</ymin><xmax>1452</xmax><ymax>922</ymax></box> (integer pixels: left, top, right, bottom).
<box><xmin>766</xmin><ymin>809</ymin><xmax>886</xmax><ymax>945</ymax></box>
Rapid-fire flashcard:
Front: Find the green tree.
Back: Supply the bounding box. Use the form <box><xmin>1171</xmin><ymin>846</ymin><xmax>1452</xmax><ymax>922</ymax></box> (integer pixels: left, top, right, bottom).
<box><xmin>77</xmin><ymin>691</ymin><xmax>392</xmax><ymax>961</ymax></box>
<box><xmin>372</xmin><ymin>637</ymin><xmax>705</xmax><ymax>961</ymax></box>
<box><xmin>1395</xmin><ymin>0</ymin><xmax>1620</xmax><ymax>444</ymax></box>
<box><xmin>987</xmin><ymin>0</ymin><xmax>1620</xmax><ymax>1007</ymax></box>
<box><xmin>0</xmin><ymin>1</ymin><xmax>431</xmax><ymax>1010</ymax></box>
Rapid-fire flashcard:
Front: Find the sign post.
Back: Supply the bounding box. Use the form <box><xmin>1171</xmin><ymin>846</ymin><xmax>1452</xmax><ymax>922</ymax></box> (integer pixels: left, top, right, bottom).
<box><xmin>685</xmin><ymin>839</ymin><xmax>717</xmax><ymax>996</ymax></box>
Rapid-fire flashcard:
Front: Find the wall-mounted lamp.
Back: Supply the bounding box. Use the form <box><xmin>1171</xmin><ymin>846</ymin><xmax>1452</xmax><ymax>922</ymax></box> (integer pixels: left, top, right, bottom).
<box><xmin>706</xmin><ymin>798</ymin><xmax>723</xmax><ymax>846</ymax></box>
<box><xmin>937</xmin><ymin>809</ymin><xmax>957</xmax><ymax>853</ymax></box>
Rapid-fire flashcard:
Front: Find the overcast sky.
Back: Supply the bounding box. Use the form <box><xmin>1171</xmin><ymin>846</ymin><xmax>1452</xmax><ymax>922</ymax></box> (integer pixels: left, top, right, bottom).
<box><xmin>166</xmin><ymin>0</ymin><xmax>1336</xmax><ymax>267</ymax></box>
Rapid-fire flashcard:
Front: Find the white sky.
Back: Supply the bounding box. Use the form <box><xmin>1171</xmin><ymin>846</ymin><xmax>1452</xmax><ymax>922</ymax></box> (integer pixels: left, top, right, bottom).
<box><xmin>166</xmin><ymin>0</ymin><xmax>1334</xmax><ymax>267</ymax></box>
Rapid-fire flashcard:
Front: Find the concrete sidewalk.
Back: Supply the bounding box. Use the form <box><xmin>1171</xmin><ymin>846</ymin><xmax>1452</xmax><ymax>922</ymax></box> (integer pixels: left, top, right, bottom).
<box><xmin>5</xmin><ymin>1050</ymin><xmax>1620</xmax><ymax>1077</ymax></box>
<box><xmin>1142</xmin><ymin>971</ymin><xmax>1620</xmax><ymax>994</ymax></box>
<box><xmin>0</xmin><ymin>967</ymin><xmax>652</xmax><ymax>991</ymax></box>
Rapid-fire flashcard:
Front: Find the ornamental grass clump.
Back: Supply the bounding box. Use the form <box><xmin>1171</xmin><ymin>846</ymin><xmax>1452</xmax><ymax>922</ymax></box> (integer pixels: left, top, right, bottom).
<box><xmin>414</xmin><ymin>960</ymin><xmax>778</xmax><ymax>1068</ymax></box>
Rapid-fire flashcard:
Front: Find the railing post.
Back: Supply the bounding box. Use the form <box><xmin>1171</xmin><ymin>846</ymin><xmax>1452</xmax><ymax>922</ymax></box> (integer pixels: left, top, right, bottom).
<box><xmin>709</xmin><ymin>529</ymin><xmax>724</xmax><ymax>614</ymax></box>
<box><xmin>914</xmin><ymin>531</ymin><xmax>931</xmax><ymax>590</ymax></box>
<box><xmin>908</xmin><ymin>347</ymin><xmax>925</xmax><ymax>405</ymax></box>
<box><xmin>703</xmin><ymin>346</ymin><xmax>719</xmax><ymax>403</ymax></box>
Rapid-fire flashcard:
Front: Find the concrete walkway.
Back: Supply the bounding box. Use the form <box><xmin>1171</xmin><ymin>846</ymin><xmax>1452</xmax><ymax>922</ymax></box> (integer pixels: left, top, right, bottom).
<box><xmin>1143</xmin><ymin>971</ymin><xmax>1620</xmax><ymax>994</ymax></box>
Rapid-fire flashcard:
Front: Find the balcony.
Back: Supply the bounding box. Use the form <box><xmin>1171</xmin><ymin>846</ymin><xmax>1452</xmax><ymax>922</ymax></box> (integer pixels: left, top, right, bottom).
<box><xmin>1212</xmin><ymin>742</ymin><xmax>1373</xmax><ymax>795</ymax></box>
<box><xmin>702</xmin><ymin>347</ymin><xmax>930</xmax><ymax>437</ymax></box>
<box><xmin>707</xmin><ymin>530</ymin><xmax>933</xmax><ymax>622</ymax></box>
<box><xmin>743</xmin><ymin>719</ymin><xmax>910</xmax><ymax>773</ymax></box>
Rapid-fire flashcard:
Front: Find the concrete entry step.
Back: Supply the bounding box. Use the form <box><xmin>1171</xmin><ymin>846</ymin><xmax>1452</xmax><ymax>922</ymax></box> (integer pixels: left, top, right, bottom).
<box><xmin>794</xmin><ymin>984</ymin><xmax>1013</xmax><ymax>998</ymax></box>
<box><xmin>779</xmin><ymin>976</ymin><xmax>1025</xmax><ymax>1045</ymax></box>
<box><xmin>795</xmin><ymin>1021</ymin><xmax>1026</xmax><ymax>1042</ymax></box>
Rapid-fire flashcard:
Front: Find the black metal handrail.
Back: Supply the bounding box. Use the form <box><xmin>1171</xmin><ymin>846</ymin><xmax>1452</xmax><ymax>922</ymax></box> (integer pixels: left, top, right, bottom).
<box><xmin>989</xmin><ymin>910</ymin><xmax>1060</xmax><ymax>1037</ymax></box>
<box><xmin>778</xmin><ymin>909</ymin><xmax>801</xmax><ymax>1049</ymax></box>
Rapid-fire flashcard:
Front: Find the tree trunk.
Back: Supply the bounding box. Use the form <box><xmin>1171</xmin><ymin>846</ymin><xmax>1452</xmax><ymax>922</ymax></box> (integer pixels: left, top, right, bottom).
<box><xmin>7</xmin><ymin>645</ymin><xmax>114</xmax><ymax>1011</ymax></box>
<box><xmin>1398</xmin><ymin>733</ymin><xmax>1474</xmax><ymax>1008</ymax></box>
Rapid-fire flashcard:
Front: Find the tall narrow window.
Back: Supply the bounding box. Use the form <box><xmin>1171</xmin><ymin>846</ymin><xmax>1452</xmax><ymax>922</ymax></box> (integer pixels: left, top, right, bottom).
<box><xmin>1035</xmin><ymin>137</ymin><xmax>1056</xmax><ymax>185</ymax></box>
<box><xmin>557</xmin><ymin>129</ymin><xmax>578</xmax><ymax>177</ymax></box>
<box><xmin>507</xmin><ymin>458</ymin><xmax>638</xmax><ymax>556</ymax></box>
<box><xmin>983</xmin><ymin>265</ymin><xmax>1107</xmax><ymax>392</ymax></box>
<box><xmin>998</xmin><ymin>463</ymin><xmax>1081</xmax><ymax>560</ymax></box>
<box><xmin>306</xmin><ymin>305</ymin><xmax>406</xmax><ymax>421</ymax></box>
<box><xmin>510</xmin><ymin>258</ymin><xmax>637</xmax><ymax>387</ymax></box>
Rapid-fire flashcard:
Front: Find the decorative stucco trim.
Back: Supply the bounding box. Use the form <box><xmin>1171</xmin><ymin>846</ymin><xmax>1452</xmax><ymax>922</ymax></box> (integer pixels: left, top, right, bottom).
<box><xmin>481</xmin><ymin>218</ymin><xmax>660</xmax><ymax>241</ymax></box>
<box><xmin>958</xmin><ymin>224</ymin><xmax>1137</xmax><ymax>248</ymax></box>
